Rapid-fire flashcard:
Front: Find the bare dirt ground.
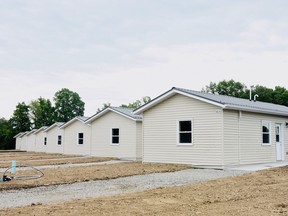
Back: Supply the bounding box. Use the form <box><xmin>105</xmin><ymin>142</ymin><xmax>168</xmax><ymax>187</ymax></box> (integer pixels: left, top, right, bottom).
<box><xmin>1</xmin><ymin>166</ymin><xmax>288</xmax><ymax>216</ymax></box>
<box><xmin>0</xmin><ymin>155</ymin><xmax>115</xmax><ymax>168</ymax></box>
<box><xmin>1</xmin><ymin>152</ymin><xmax>288</xmax><ymax>215</ymax></box>
<box><xmin>0</xmin><ymin>152</ymin><xmax>190</xmax><ymax>191</ymax></box>
<box><xmin>0</xmin><ymin>162</ymin><xmax>190</xmax><ymax>191</ymax></box>
<box><xmin>0</xmin><ymin>152</ymin><xmax>76</xmax><ymax>162</ymax></box>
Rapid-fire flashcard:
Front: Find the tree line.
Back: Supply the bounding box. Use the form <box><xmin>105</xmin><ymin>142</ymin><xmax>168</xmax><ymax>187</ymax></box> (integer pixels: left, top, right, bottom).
<box><xmin>0</xmin><ymin>88</ymin><xmax>85</xmax><ymax>149</ymax></box>
<box><xmin>203</xmin><ymin>79</ymin><xmax>288</xmax><ymax>106</ymax></box>
<box><xmin>0</xmin><ymin>88</ymin><xmax>151</xmax><ymax>150</ymax></box>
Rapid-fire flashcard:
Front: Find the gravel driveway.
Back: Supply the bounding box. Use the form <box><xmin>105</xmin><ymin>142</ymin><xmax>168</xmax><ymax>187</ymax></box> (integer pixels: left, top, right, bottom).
<box><xmin>0</xmin><ymin>168</ymin><xmax>248</xmax><ymax>209</ymax></box>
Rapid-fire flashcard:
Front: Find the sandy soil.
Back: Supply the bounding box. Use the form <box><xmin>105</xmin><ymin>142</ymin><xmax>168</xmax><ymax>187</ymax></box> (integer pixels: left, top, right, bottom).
<box><xmin>1</xmin><ymin>166</ymin><xmax>288</xmax><ymax>216</ymax></box>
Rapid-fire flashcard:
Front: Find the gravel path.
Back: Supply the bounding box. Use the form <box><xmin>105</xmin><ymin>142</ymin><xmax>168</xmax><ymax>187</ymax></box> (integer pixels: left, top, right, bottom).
<box><xmin>0</xmin><ymin>168</ymin><xmax>249</xmax><ymax>209</ymax></box>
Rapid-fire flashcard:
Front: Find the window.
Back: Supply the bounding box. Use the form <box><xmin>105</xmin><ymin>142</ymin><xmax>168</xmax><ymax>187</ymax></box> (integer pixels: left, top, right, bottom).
<box><xmin>178</xmin><ymin>120</ymin><xmax>192</xmax><ymax>144</ymax></box>
<box><xmin>276</xmin><ymin>126</ymin><xmax>280</xmax><ymax>142</ymax></box>
<box><xmin>58</xmin><ymin>135</ymin><xmax>62</xmax><ymax>145</ymax></box>
<box><xmin>44</xmin><ymin>137</ymin><xmax>47</xmax><ymax>145</ymax></box>
<box><xmin>78</xmin><ymin>133</ymin><xmax>84</xmax><ymax>144</ymax></box>
<box><xmin>111</xmin><ymin>128</ymin><xmax>119</xmax><ymax>144</ymax></box>
<box><xmin>262</xmin><ymin>121</ymin><xmax>271</xmax><ymax>145</ymax></box>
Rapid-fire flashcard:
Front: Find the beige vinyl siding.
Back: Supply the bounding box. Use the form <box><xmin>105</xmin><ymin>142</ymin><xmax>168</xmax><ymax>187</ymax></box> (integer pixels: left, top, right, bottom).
<box><xmin>26</xmin><ymin>134</ymin><xmax>36</xmax><ymax>152</ymax></box>
<box><xmin>136</xmin><ymin>121</ymin><xmax>142</xmax><ymax>160</ymax></box>
<box><xmin>143</xmin><ymin>94</ymin><xmax>223</xmax><ymax>166</ymax></box>
<box><xmin>90</xmin><ymin>111</ymin><xmax>139</xmax><ymax>160</ymax></box>
<box><xmin>15</xmin><ymin>137</ymin><xmax>21</xmax><ymax>150</ymax></box>
<box><xmin>238</xmin><ymin>111</ymin><xmax>288</xmax><ymax>164</ymax></box>
<box><xmin>46</xmin><ymin>127</ymin><xmax>64</xmax><ymax>154</ymax></box>
<box><xmin>63</xmin><ymin>121</ymin><xmax>91</xmax><ymax>155</ymax></box>
<box><xmin>34</xmin><ymin>131</ymin><xmax>47</xmax><ymax>152</ymax></box>
<box><xmin>223</xmin><ymin>110</ymin><xmax>240</xmax><ymax>165</ymax></box>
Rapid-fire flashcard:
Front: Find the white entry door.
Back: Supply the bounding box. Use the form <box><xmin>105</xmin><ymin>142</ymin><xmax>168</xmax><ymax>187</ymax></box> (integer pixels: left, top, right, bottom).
<box><xmin>276</xmin><ymin>124</ymin><xmax>283</xmax><ymax>161</ymax></box>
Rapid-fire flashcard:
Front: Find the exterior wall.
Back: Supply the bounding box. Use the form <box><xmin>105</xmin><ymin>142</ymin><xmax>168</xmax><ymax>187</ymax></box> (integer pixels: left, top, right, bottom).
<box><xmin>63</xmin><ymin>121</ymin><xmax>91</xmax><ymax>155</ymax></box>
<box><xmin>26</xmin><ymin>134</ymin><xmax>36</xmax><ymax>152</ymax></box>
<box><xmin>223</xmin><ymin>110</ymin><xmax>240</xmax><ymax>165</ymax></box>
<box><xmin>46</xmin><ymin>127</ymin><xmax>64</xmax><ymax>154</ymax></box>
<box><xmin>136</xmin><ymin>121</ymin><xmax>143</xmax><ymax>160</ymax></box>
<box><xmin>223</xmin><ymin>110</ymin><xmax>288</xmax><ymax>165</ymax></box>
<box><xmin>142</xmin><ymin>94</ymin><xmax>223</xmax><ymax>166</ymax></box>
<box><xmin>34</xmin><ymin>131</ymin><xmax>47</xmax><ymax>152</ymax></box>
<box><xmin>90</xmin><ymin>111</ymin><xmax>139</xmax><ymax>160</ymax></box>
<box><xmin>20</xmin><ymin>135</ymin><xmax>28</xmax><ymax>151</ymax></box>
<box><xmin>15</xmin><ymin>137</ymin><xmax>22</xmax><ymax>150</ymax></box>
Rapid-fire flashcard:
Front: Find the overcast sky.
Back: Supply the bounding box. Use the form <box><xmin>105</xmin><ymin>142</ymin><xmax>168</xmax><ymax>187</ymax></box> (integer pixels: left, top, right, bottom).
<box><xmin>1</xmin><ymin>0</ymin><xmax>288</xmax><ymax>119</ymax></box>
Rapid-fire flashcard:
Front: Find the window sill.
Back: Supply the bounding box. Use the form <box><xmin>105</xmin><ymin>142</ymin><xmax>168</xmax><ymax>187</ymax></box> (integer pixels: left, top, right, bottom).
<box><xmin>262</xmin><ymin>143</ymin><xmax>271</xmax><ymax>146</ymax></box>
<box><xmin>177</xmin><ymin>143</ymin><xmax>193</xmax><ymax>146</ymax></box>
<box><xmin>110</xmin><ymin>143</ymin><xmax>120</xmax><ymax>146</ymax></box>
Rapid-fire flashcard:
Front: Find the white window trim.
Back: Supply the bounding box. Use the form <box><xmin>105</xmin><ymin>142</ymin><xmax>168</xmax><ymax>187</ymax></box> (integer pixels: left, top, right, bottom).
<box><xmin>177</xmin><ymin>120</ymin><xmax>193</xmax><ymax>146</ymax></box>
<box><xmin>110</xmin><ymin>128</ymin><xmax>120</xmax><ymax>145</ymax></box>
<box><xmin>78</xmin><ymin>133</ymin><xmax>84</xmax><ymax>145</ymax></box>
<box><xmin>262</xmin><ymin>120</ymin><xmax>271</xmax><ymax>146</ymax></box>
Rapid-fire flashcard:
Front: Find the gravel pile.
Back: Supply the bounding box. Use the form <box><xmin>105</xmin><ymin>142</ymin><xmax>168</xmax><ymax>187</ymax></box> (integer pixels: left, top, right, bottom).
<box><xmin>0</xmin><ymin>168</ymin><xmax>248</xmax><ymax>209</ymax></box>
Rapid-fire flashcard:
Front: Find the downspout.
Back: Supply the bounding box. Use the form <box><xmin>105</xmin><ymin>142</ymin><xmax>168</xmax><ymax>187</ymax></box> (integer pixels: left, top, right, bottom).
<box><xmin>238</xmin><ymin>111</ymin><xmax>242</xmax><ymax>165</ymax></box>
<box><xmin>89</xmin><ymin>123</ymin><xmax>92</xmax><ymax>156</ymax></box>
<box><xmin>221</xmin><ymin>108</ymin><xmax>224</xmax><ymax>169</ymax></box>
<box><xmin>141</xmin><ymin>115</ymin><xmax>144</xmax><ymax>164</ymax></box>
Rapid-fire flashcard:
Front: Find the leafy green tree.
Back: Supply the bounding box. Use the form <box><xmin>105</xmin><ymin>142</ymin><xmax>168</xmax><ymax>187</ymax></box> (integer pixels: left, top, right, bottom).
<box><xmin>252</xmin><ymin>85</ymin><xmax>274</xmax><ymax>103</ymax></box>
<box><xmin>0</xmin><ymin>118</ymin><xmax>14</xmax><ymax>149</ymax></box>
<box><xmin>97</xmin><ymin>102</ymin><xmax>111</xmax><ymax>112</ymax></box>
<box><xmin>204</xmin><ymin>79</ymin><xmax>247</xmax><ymax>98</ymax></box>
<box><xmin>272</xmin><ymin>86</ymin><xmax>288</xmax><ymax>106</ymax></box>
<box><xmin>120</xmin><ymin>96</ymin><xmax>151</xmax><ymax>108</ymax></box>
<box><xmin>10</xmin><ymin>102</ymin><xmax>32</xmax><ymax>135</ymax></box>
<box><xmin>30</xmin><ymin>97</ymin><xmax>55</xmax><ymax>128</ymax></box>
<box><xmin>54</xmin><ymin>88</ymin><xmax>85</xmax><ymax>122</ymax></box>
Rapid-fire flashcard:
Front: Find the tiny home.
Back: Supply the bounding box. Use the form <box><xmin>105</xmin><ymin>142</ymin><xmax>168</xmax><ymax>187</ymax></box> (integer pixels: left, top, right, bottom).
<box><xmin>14</xmin><ymin>132</ymin><xmax>24</xmax><ymax>150</ymax></box>
<box><xmin>134</xmin><ymin>87</ymin><xmax>288</xmax><ymax>167</ymax></box>
<box><xmin>26</xmin><ymin>129</ymin><xmax>37</xmax><ymax>152</ymax></box>
<box><xmin>18</xmin><ymin>132</ymin><xmax>28</xmax><ymax>151</ymax></box>
<box><xmin>86</xmin><ymin>107</ymin><xmax>142</xmax><ymax>161</ymax></box>
<box><xmin>61</xmin><ymin>116</ymin><xmax>90</xmax><ymax>155</ymax></box>
<box><xmin>45</xmin><ymin>122</ymin><xmax>64</xmax><ymax>154</ymax></box>
<box><xmin>34</xmin><ymin>126</ymin><xmax>48</xmax><ymax>152</ymax></box>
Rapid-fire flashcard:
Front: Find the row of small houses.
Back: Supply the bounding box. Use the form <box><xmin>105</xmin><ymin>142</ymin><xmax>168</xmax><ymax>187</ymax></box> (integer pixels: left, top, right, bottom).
<box><xmin>14</xmin><ymin>87</ymin><xmax>288</xmax><ymax>168</ymax></box>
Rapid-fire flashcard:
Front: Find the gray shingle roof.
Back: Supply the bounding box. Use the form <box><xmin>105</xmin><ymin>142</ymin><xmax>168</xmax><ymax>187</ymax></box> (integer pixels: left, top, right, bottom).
<box><xmin>134</xmin><ymin>87</ymin><xmax>288</xmax><ymax>117</ymax></box>
<box><xmin>86</xmin><ymin>106</ymin><xmax>142</xmax><ymax>123</ymax></box>
<box><xmin>174</xmin><ymin>87</ymin><xmax>288</xmax><ymax>116</ymax></box>
<box><xmin>110</xmin><ymin>107</ymin><xmax>143</xmax><ymax>120</ymax></box>
<box><xmin>77</xmin><ymin>116</ymin><xmax>90</xmax><ymax>122</ymax></box>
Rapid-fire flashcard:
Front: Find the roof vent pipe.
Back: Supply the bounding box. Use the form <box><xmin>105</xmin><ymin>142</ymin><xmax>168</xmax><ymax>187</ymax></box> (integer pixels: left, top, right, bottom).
<box><xmin>249</xmin><ymin>85</ymin><xmax>254</xmax><ymax>101</ymax></box>
<box><xmin>254</xmin><ymin>94</ymin><xmax>259</xmax><ymax>102</ymax></box>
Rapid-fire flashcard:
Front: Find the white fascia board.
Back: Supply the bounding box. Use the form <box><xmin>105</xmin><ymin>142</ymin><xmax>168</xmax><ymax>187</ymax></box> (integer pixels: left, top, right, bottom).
<box><xmin>133</xmin><ymin>90</ymin><xmax>177</xmax><ymax>115</ymax></box>
<box><xmin>85</xmin><ymin>109</ymin><xmax>110</xmax><ymax>124</ymax></box>
<box><xmin>87</xmin><ymin>108</ymin><xmax>139</xmax><ymax>124</ymax></box>
<box><xmin>26</xmin><ymin>129</ymin><xmax>37</xmax><ymax>136</ymax></box>
<box><xmin>13</xmin><ymin>132</ymin><xmax>23</xmax><ymax>138</ymax></box>
<box><xmin>225</xmin><ymin>106</ymin><xmax>288</xmax><ymax>117</ymax></box>
<box><xmin>111</xmin><ymin>109</ymin><xmax>139</xmax><ymax>121</ymax></box>
<box><xmin>34</xmin><ymin>126</ymin><xmax>48</xmax><ymax>134</ymax></box>
<box><xmin>60</xmin><ymin>117</ymin><xmax>87</xmax><ymax>129</ymax></box>
<box><xmin>44</xmin><ymin>123</ymin><xmax>60</xmax><ymax>132</ymax></box>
